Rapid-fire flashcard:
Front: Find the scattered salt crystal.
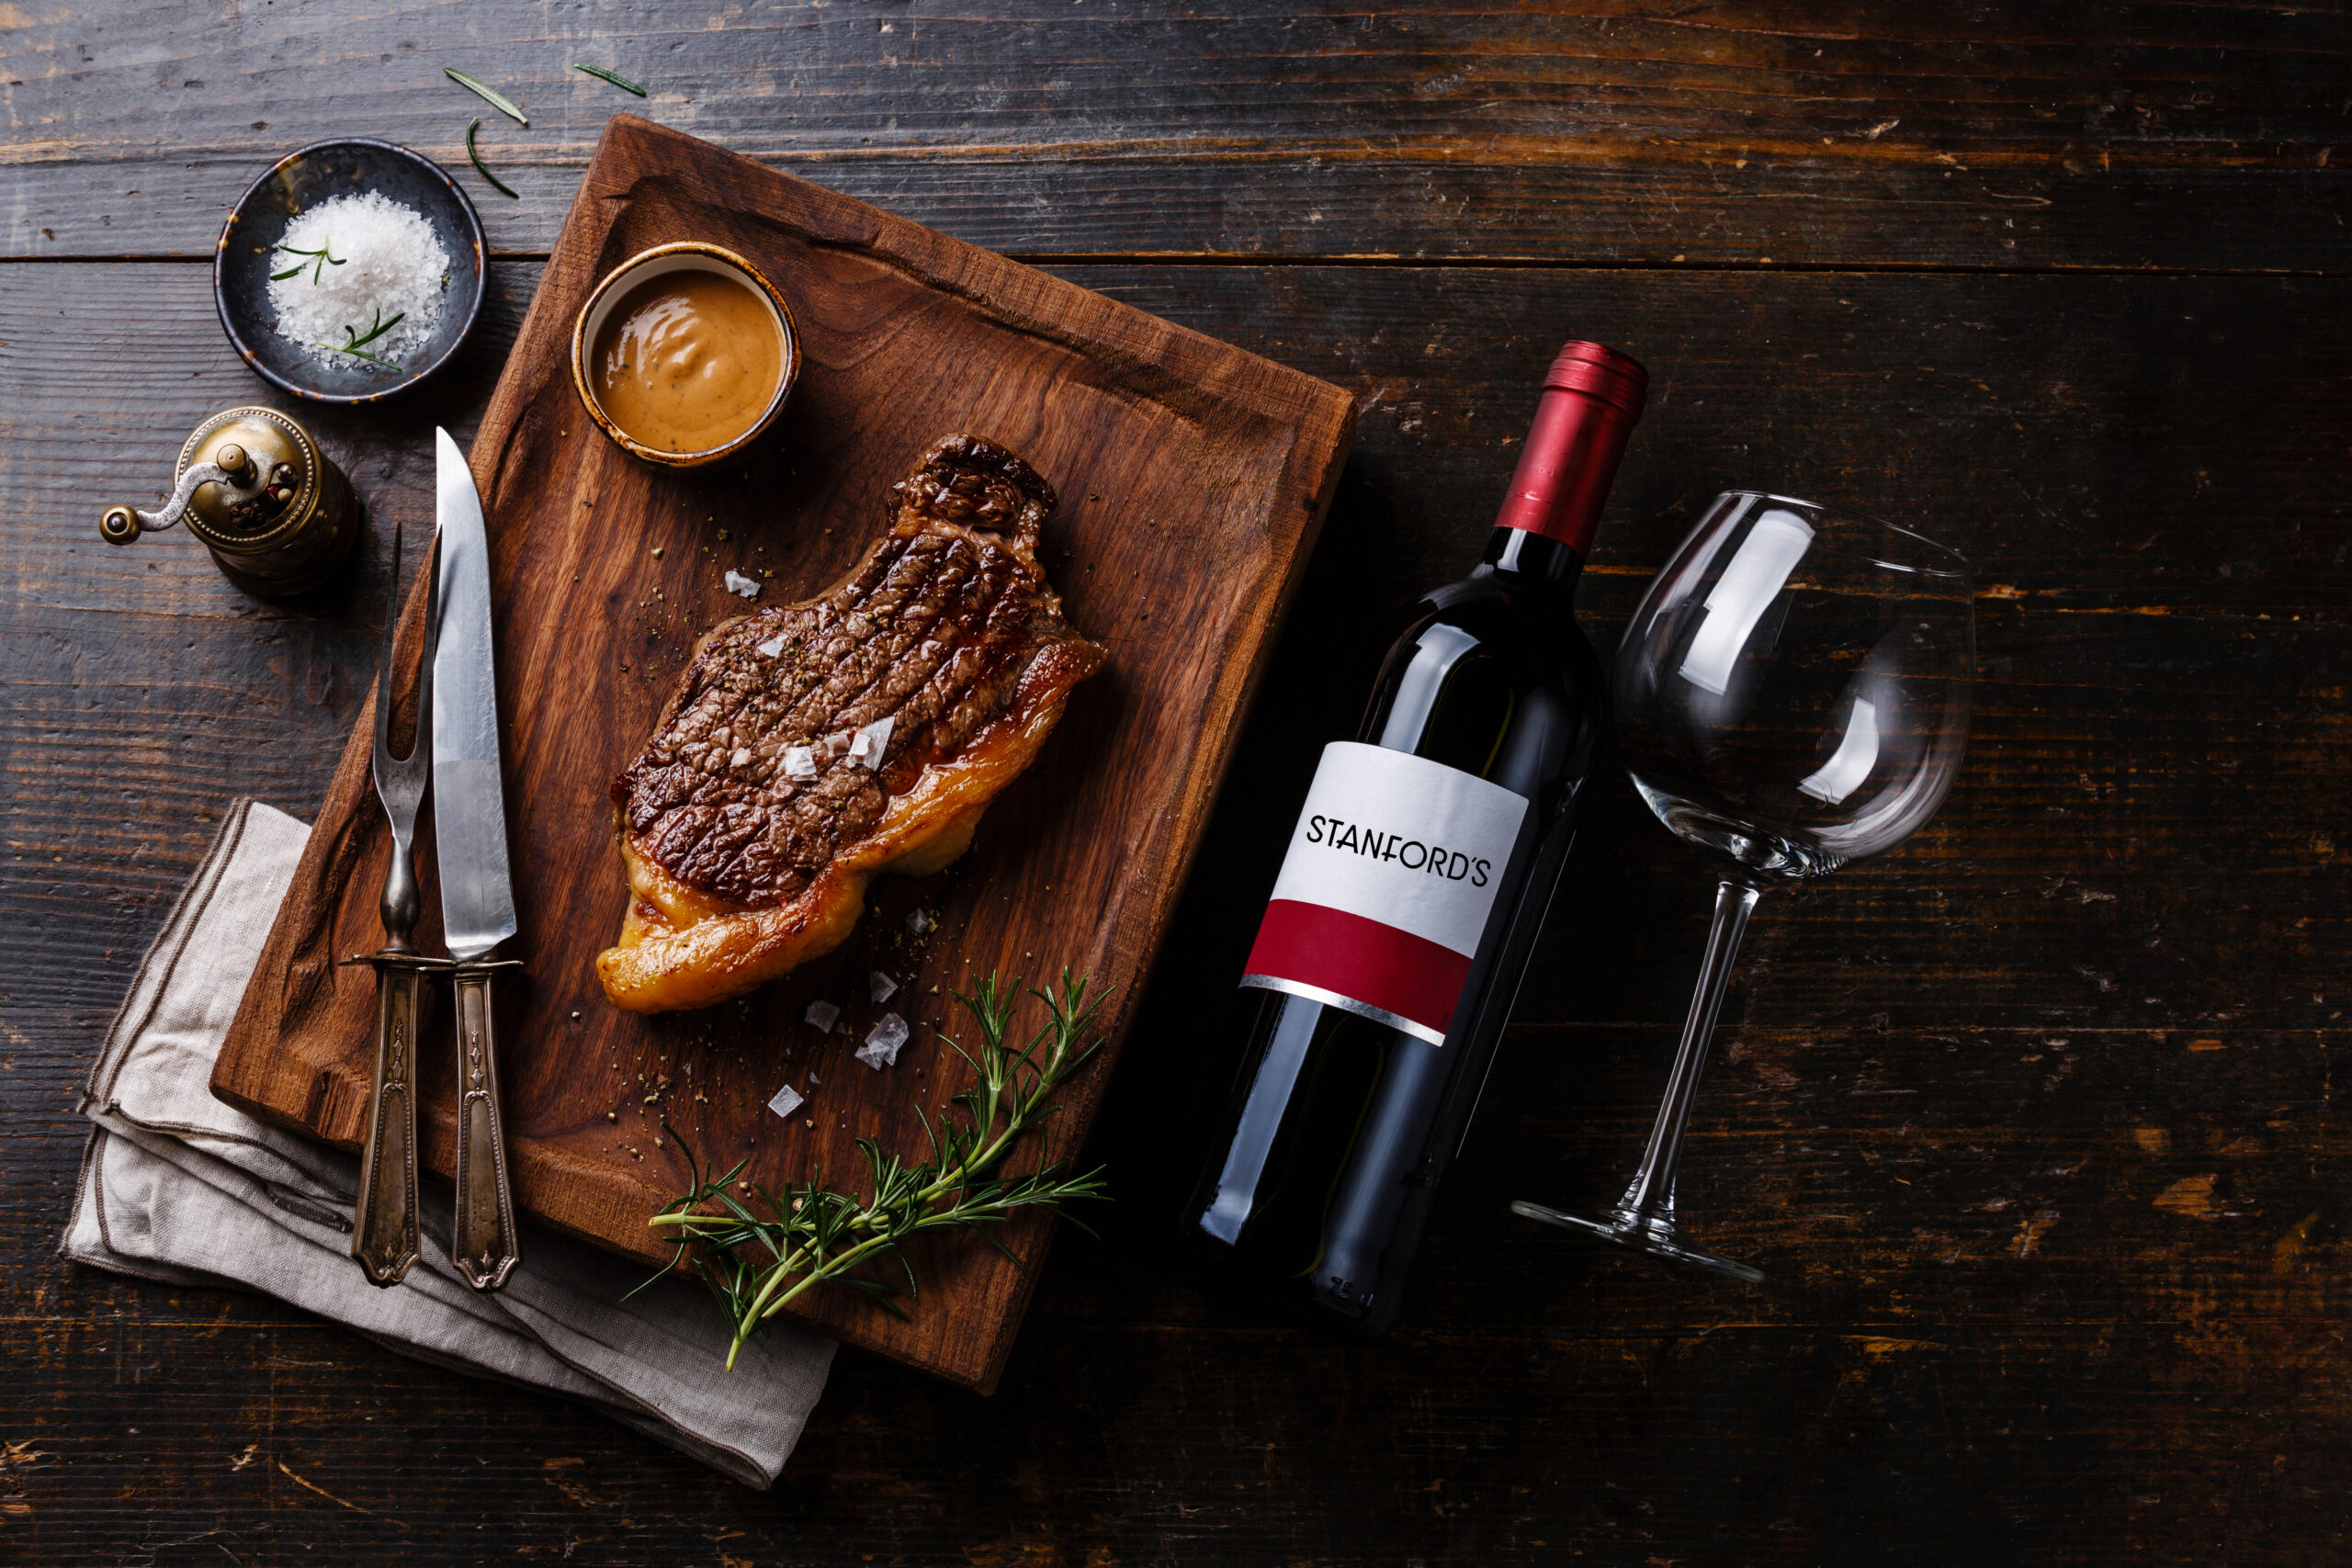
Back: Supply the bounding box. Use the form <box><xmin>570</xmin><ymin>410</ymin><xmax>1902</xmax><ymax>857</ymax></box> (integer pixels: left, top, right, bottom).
<box><xmin>856</xmin><ymin>1012</ymin><xmax>910</xmax><ymax>1070</ymax></box>
<box><xmin>729</xmin><ymin>746</ymin><xmax>752</xmax><ymax>768</ymax></box>
<box><xmin>766</xmin><ymin>1083</ymin><xmax>804</xmax><ymax>1119</ymax></box>
<box><xmin>846</xmin><ymin>716</ymin><xmax>895</xmax><ymax>770</ymax></box>
<box><xmin>869</xmin><ymin>971</ymin><xmax>898</xmax><ymax>1003</ymax></box>
<box><xmin>756</xmin><ymin>634</ymin><xmax>786</xmax><ymax>658</ymax></box>
<box><xmin>725</xmin><ymin>570</ymin><xmax>762</xmax><ymax>599</ymax></box>
<box><xmin>906</xmin><ymin>908</ymin><xmax>933</xmax><ymax>935</ymax></box>
<box><xmin>821</xmin><ymin>730</ymin><xmax>852</xmax><ymax>757</ymax></box>
<box><xmin>266</xmin><ymin>190</ymin><xmax>450</xmax><ymax>369</ymax></box>
<box><xmin>803</xmin><ymin>999</ymin><xmax>840</xmax><ymax>1032</ymax></box>
<box><xmin>783</xmin><ymin>747</ymin><xmax>818</xmax><ymax>780</ymax></box>
<box><xmin>808</xmin><ymin>1067</ymin><xmax>821</xmax><ymax>1086</ymax></box>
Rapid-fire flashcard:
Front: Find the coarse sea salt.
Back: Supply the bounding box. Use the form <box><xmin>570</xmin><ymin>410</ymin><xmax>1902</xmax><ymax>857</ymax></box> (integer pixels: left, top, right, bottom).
<box><xmin>869</xmin><ymin>971</ymin><xmax>898</xmax><ymax>1003</ymax></box>
<box><xmin>803</xmin><ymin>999</ymin><xmax>841</xmax><ymax>1032</ymax></box>
<box><xmin>766</xmin><ymin>1082</ymin><xmax>805</xmax><ymax>1119</ymax></box>
<box><xmin>266</xmin><ymin>191</ymin><xmax>449</xmax><ymax>369</ymax></box>
<box><xmin>856</xmin><ymin>1012</ymin><xmax>910</xmax><ymax>1071</ymax></box>
<box><xmin>845</xmin><ymin>716</ymin><xmax>894</xmax><ymax>770</ymax></box>
<box><xmin>725</xmin><ymin>570</ymin><xmax>762</xmax><ymax>599</ymax></box>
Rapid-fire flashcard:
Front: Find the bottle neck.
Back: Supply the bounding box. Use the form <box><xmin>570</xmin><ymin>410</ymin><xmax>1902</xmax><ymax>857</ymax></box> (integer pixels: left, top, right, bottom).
<box><xmin>1473</xmin><ymin>526</ymin><xmax>1585</xmax><ymax>597</ymax></box>
<box><xmin>1488</xmin><ymin>344</ymin><xmax>1646</xmax><ymax>555</ymax></box>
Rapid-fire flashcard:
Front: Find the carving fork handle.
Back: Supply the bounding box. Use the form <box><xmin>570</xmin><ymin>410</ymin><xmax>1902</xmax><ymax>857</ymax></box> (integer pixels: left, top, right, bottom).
<box><xmin>343</xmin><ymin>951</ymin><xmax>447</xmax><ymax>1286</ymax></box>
<box><xmin>450</xmin><ymin>960</ymin><xmax>523</xmax><ymax>1292</ymax></box>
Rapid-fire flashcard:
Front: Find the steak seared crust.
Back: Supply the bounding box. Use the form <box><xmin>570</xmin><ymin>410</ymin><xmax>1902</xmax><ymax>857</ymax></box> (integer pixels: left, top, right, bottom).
<box><xmin>596</xmin><ymin>434</ymin><xmax>1106</xmax><ymax>1013</ymax></box>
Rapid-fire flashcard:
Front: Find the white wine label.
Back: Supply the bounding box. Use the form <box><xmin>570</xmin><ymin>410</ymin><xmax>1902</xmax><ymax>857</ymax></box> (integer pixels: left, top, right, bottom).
<box><xmin>1240</xmin><ymin>740</ymin><xmax>1529</xmax><ymax>1045</ymax></box>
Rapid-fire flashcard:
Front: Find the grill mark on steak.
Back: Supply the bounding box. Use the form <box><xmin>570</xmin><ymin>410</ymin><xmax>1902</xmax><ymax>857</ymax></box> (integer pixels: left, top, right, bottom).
<box><xmin>613</xmin><ymin>434</ymin><xmax>1102</xmax><ymax>910</ymax></box>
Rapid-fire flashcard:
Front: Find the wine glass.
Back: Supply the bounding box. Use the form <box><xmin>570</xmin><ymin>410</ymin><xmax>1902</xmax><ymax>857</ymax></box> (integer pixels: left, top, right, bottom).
<box><xmin>1513</xmin><ymin>491</ymin><xmax>1974</xmax><ymax>1282</ymax></box>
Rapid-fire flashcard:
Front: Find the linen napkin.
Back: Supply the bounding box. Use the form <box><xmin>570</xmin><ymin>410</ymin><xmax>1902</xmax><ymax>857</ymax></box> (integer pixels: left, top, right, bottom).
<box><xmin>61</xmin><ymin>798</ymin><xmax>834</xmax><ymax>1488</ymax></box>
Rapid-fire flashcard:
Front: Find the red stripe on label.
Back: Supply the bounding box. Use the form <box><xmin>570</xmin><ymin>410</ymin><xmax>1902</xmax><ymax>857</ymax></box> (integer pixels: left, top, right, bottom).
<box><xmin>1243</xmin><ymin>899</ymin><xmax>1474</xmax><ymax>1040</ymax></box>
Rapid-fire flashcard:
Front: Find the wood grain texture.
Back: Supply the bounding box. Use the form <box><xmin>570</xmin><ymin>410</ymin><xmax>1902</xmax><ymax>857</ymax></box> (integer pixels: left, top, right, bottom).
<box><xmin>7</xmin><ymin>0</ymin><xmax>2352</xmax><ymax>1547</ymax></box>
<box><xmin>206</xmin><ymin>116</ymin><xmax>1356</xmax><ymax>1392</ymax></box>
<box><xmin>3</xmin><ymin>1</ymin><xmax>2347</xmax><ymax>271</ymax></box>
<box><xmin>5</xmin><ymin>251</ymin><xmax>2346</xmax><ymax>1561</ymax></box>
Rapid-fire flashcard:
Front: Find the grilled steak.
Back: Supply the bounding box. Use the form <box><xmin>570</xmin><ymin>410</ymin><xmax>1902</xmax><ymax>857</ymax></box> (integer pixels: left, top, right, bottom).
<box><xmin>597</xmin><ymin>434</ymin><xmax>1107</xmax><ymax>1013</ymax></box>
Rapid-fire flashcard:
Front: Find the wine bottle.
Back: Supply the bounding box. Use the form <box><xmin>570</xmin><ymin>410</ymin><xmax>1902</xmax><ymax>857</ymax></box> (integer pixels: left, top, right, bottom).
<box><xmin>1183</xmin><ymin>339</ymin><xmax>1647</xmax><ymax>1337</ymax></box>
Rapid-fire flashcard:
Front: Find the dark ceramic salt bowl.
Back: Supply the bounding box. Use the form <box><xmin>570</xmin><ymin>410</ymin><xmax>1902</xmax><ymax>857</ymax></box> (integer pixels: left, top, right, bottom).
<box><xmin>215</xmin><ymin>139</ymin><xmax>486</xmax><ymax>404</ymax></box>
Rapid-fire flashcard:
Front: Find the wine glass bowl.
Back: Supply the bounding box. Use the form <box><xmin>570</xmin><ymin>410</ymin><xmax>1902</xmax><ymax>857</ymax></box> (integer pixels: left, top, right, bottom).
<box><xmin>1514</xmin><ymin>491</ymin><xmax>1974</xmax><ymax>1283</ymax></box>
<box><xmin>1614</xmin><ymin>492</ymin><xmax>1975</xmax><ymax>882</ymax></box>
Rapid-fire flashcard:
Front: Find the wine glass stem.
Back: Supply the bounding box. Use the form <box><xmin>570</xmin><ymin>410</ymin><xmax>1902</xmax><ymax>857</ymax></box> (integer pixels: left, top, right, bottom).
<box><xmin>1618</xmin><ymin>877</ymin><xmax>1762</xmax><ymax>1226</ymax></box>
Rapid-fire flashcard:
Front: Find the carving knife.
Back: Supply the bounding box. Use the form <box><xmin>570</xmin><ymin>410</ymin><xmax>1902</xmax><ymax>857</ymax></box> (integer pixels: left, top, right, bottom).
<box><xmin>431</xmin><ymin>426</ymin><xmax>524</xmax><ymax>1292</ymax></box>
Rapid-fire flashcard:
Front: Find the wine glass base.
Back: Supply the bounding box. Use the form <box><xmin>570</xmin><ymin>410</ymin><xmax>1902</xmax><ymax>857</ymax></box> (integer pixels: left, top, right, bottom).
<box><xmin>1510</xmin><ymin>1199</ymin><xmax>1765</xmax><ymax>1285</ymax></box>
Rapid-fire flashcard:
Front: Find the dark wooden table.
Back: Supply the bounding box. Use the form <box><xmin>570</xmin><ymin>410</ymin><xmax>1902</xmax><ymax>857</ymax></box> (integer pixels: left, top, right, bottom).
<box><xmin>5</xmin><ymin>6</ymin><xmax>2346</xmax><ymax>1562</ymax></box>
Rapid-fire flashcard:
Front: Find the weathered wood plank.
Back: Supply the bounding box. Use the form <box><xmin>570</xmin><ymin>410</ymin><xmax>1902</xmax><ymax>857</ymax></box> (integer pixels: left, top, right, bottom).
<box><xmin>5</xmin><ymin>261</ymin><xmax>2345</xmax><ymax>1048</ymax></box>
<box><xmin>3</xmin><ymin>1</ymin><xmax>2346</xmax><ymax>269</ymax></box>
<box><xmin>4</xmin><ymin>254</ymin><xmax>2347</xmax><ymax>1559</ymax></box>
<box><xmin>6</xmin><ymin>1298</ymin><xmax>2346</xmax><ymax>1562</ymax></box>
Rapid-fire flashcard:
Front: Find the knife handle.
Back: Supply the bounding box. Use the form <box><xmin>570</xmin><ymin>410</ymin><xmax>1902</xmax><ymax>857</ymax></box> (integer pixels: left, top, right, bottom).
<box><xmin>349</xmin><ymin>954</ymin><xmax>424</xmax><ymax>1286</ymax></box>
<box><xmin>450</xmin><ymin>963</ymin><xmax>522</xmax><ymax>1292</ymax></box>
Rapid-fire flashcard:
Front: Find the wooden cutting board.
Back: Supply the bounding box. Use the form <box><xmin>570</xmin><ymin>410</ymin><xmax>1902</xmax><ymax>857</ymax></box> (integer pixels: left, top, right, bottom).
<box><xmin>211</xmin><ymin>116</ymin><xmax>1354</xmax><ymax>1392</ymax></box>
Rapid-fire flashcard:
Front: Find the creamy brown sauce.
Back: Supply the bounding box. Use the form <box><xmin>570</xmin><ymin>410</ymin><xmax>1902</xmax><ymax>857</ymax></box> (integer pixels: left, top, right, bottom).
<box><xmin>592</xmin><ymin>270</ymin><xmax>783</xmax><ymax>455</ymax></box>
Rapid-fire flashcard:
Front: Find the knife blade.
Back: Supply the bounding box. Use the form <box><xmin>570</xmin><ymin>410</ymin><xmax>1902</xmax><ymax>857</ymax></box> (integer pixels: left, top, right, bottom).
<box><xmin>430</xmin><ymin>426</ymin><xmax>523</xmax><ymax>1292</ymax></box>
<box><xmin>431</xmin><ymin>427</ymin><xmax>517</xmax><ymax>964</ymax></box>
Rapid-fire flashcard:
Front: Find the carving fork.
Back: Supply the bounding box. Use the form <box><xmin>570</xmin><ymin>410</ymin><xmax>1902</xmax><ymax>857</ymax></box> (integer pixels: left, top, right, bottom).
<box><xmin>344</xmin><ymin>525</ymin><xmax>449</xmax><ymax>1284</ymax></box>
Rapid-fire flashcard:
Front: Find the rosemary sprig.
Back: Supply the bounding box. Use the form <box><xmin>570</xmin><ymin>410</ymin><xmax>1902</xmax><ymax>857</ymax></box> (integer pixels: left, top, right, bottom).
<box><xmin>636</xmin><ymin>968</ymin><xmax>1112</xmax><ymax>1369</ymax></box>
<box><xmin>466</xmin><ymin>118</ymin><xmax>519</xmax><ymax>200</ymax></box>
<box><xmin>573</xmin><ymin>62</ymin><xmax>647</xmax><ymax>96</ymax></box>
<box><xmin>445</xmin><ymin>66</ymin><xmax>528</xmax><ymax>125</ymax></box>
<box><xmin>271</xmin><ymin>239</ymin><xmax>344</xmax><ymax>285</ymax></box>
<box><xmin>318</xmin><ymin>305</ymin><xmax>406</xmax><ymax>367</ymax></box>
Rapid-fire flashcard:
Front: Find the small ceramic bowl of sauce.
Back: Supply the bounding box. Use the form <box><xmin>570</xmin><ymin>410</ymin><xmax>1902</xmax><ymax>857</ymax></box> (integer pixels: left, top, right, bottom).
<box><xmin>570</xmin><ymin>242</ymin><xmax>799</xmax><ymax>468</ymax></box>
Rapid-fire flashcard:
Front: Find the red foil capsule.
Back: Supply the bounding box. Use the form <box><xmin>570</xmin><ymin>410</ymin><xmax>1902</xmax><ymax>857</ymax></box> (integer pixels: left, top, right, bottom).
<box><xmin>1489</xmin><ymin>339</ymin><xmax>1649</xmax><ymax>555</ymax></box>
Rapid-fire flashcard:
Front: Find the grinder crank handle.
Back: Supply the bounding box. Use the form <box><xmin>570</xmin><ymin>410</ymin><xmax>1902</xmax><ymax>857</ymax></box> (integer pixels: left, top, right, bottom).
<box><xmin>347</xmin><ymin>953</ymin><xmax>426</xmax><ymax>1285</ymax></box>
<box><xmin>449</xmin><ymin>961</ymin><xmax>523</xmax><ymax>1292</ymax></box>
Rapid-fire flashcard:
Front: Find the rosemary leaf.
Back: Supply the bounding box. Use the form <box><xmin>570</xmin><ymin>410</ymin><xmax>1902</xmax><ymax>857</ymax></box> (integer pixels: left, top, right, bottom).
<box><xmin>466</xmin><ymin>118</ymin><xmax>520</xmax><ymax>200</ymax></box>
<box><xmin>319</xmin><ymin>305</ymin><xmax>406</xmax><ymax>367</ymax></box>
<box><xmin>572</xmin><ymin>62</ymin><xmax>648</xmax><ymax>96</ymax></box>
<box><xmin>445</xmin><ymin>66</ymin><xmax>528</xmax><ymax>125</ymax></box>
<box><xmin>344</xmin><ymin>307</ymin><xmax>405</xmax><ymax>348</ymax></box>
<box><xmin>644</xmin><ymin>967</ymin><xmax>1113</xmax><ymax>1369</ymax></box>
<box><xmin>320</xmin><ymin>343</ymin><xmax>397</xmax><ymax>368</ymax></box>
<box><xmin>273</xmin><ymin>240</ymin><xmax>345</xmax><ymax>286</ymax></box>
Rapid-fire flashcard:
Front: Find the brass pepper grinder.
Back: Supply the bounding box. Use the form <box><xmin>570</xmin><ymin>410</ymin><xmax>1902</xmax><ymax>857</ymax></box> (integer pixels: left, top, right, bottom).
<box><xmin>100</xmin><ymin>406</ymin><xmax>362</xmax><ymax>598</ymax></box>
